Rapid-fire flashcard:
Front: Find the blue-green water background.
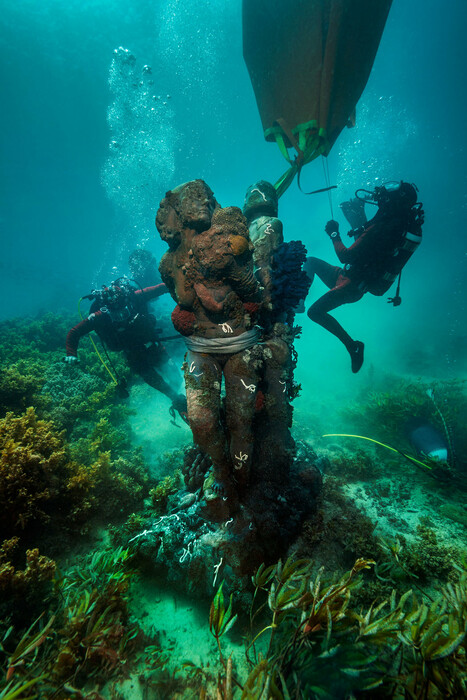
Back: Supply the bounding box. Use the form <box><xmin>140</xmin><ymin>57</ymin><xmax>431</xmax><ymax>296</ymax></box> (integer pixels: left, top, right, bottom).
<box><xmin>1</xmin><ymin>0</ymin><xmax>466</xmax><ymax>402</ymax></box>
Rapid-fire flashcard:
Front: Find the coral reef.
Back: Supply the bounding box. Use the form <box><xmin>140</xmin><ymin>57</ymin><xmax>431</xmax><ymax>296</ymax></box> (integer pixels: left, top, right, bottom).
<box><xmin>322</xmin><ymin>446</ymin><xmax>383</xmax><ymax>482</ymax></box>
<box><xmin>440</xmin><ymin>503</ymin><xmax>467</xmax><ymax>528</ymax></box>
<box><xmin>0</xmin><ymin>361</ymin><xmax>47</xmax><ymax>417</ymax></box>
<box><xmin>0</xmin><ymin>405</ymin><xmax>153</xmax><ymax>547</ymax></box>
<box><xmin>0</xmin><ymin>312</ymin><xmax>72</xmax><ymax>365</ymax></box>
<box><xmin>397</xmin><ymin>524</ymin><xmax>460</xmax><ymax>582</ymax></box>
<box><xmin>297</xmin><ymin>476</ymin><xmax>379</xmax><ymax>568</ymax></box>
<box><xmin>0</xmin><ymin>407</ymin><xmax>70</xmax><ymax>538</ymax></box>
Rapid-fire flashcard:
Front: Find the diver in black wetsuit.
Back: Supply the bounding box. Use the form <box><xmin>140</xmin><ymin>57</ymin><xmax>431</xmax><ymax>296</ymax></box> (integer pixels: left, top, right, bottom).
<box><xmin>65</xmin><ymin>278</ymin><xmax>187</xmax><ymax>420</ymax></box>
<box><xmin>304</xmin><ymin>181</ymin><xmax>424</xmax><ymax>373</ymax></box>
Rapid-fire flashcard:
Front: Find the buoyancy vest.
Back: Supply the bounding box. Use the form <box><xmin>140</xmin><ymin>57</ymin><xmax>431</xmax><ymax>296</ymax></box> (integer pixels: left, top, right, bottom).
<box><xmin>365</xmin><ymin>226</ymin><xmax>422</xmax><ymax>296</ymax></box>
<box><xmin>345</xmin><ymin>209</ymin><xmax>423</xmax><ymax>296</ymax></box>
<box><xmin>89</xmin><ymin>294</ymin><xmax>160</xmax><ymax>351</ymax></box>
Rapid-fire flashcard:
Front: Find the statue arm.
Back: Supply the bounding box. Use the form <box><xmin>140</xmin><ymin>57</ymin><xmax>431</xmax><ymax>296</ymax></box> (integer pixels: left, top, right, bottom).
<box><xmin>228</xmin><ymin>258</ymin><xmax>262</xmax><ymax>302</ymax></box>
<box><xmin>252</xmin><ymin>217</ymin><xmax>283</xmax><ymax>302</ymax></box>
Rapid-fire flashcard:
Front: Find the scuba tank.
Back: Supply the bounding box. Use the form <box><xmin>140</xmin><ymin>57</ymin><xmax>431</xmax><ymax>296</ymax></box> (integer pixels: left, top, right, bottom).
<box><xmin>352</xmin><ymin>181</ymin><xmax>424</xmax><ymax>297</ymax></box>
<box><xmin>364</xmin><ymin>222</ymin><xmax>423</xmax><ymax>296</ymax></box>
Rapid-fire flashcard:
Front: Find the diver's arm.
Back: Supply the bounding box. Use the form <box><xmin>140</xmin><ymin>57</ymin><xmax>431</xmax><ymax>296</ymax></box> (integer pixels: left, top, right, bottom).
<box><xmin>65</xmin><ymin>314</ymin><xmax>98</xmax><ymax>357</ymax></box>
<box><xmin>331</xmin><ymin>224</ymin><xmax>377</xmax><ymax>264</ymax></box>
<box><xmin>137</xmin><ymin>283</ymin><xmax>168</xmax><ymax>302</ymax></box>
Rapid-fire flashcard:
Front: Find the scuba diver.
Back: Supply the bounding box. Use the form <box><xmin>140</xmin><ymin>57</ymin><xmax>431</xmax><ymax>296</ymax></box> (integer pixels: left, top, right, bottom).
<box><xmin>304</xmin><ymin>181</ymin><xmax>424</xmax><ymax>373</ymax></box>
<box><xmin>128</xmin><ymin>249</ymin><xmax>162</xmax><ymax>288</ymax></box>
<box><xmin>64</xmin><ymin>277</ymin><xmax>188</xmax><ymax>421</ymax></box>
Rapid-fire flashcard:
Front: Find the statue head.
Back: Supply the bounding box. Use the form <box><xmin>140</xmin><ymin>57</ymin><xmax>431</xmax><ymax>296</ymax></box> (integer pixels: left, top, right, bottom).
<box><xmin>243</xmin><ymin>180</ymin><xmax>278</xmax><ymax>222</ymax></box>
<box><xmin>156</xmin><ymin>179</ymin><xmax>219</xmax><ymax>249</ymax></box>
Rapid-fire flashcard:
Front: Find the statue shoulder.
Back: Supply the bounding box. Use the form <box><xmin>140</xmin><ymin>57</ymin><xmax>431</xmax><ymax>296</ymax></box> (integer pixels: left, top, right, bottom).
<box><xmin>250</xmin><ymin>216</ymin><xmax>283</xmax><ymax>243</ymax></box>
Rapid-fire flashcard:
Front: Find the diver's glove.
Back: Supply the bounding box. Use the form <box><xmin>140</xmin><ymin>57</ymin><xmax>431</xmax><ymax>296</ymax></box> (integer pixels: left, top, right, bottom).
<box><xmin>387</xmin><ymin>295</ymin><xmax>402</xmax><ymax>307</ymax></box>
<box><xmin>63</xmin><ymin>355</ymin><xmax>79</xmax><ymax>364</ymax></box>
<box><xmin>325</xmin><ymin>220</ymin><xmax>340</xmax><ymax>237</ymax></box>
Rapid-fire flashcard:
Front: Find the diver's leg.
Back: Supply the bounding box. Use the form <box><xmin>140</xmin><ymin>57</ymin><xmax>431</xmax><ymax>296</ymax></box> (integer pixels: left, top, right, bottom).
<box><xmin>127</xmin><ymin>347</ymin><xmax>182</xmax><ymax>403</ymax></box>
<box><xmin>184</xmin><ymin>351</ymin><xmax>231</xmax><ymax>494</ymax></box>
<box><xmin>223</xmin><ymin>348</ymin><xmax>260</xmax><ymax>487</ymax></box>
<box><xmin>304</xmin><ymin>257</ymin><xmax>340</xmax><ymax>289</ymax></box>
<box><xmin>307</xmin><ymin>278</ymin><xmax>365</xmax><ymax>372</ymax></box>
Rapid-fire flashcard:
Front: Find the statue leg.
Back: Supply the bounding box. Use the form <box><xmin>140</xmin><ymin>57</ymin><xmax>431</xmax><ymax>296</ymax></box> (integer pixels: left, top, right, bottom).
<box><xmin>184</xmin><ymin>351</ymin><xmax>231</xmax><ymax>490</ymax></box>
<box><xmin>258</xmin><ymin>337</ymin><xmax>295</xmax><ymax>481</ymax></box>
<box><xmin>223</xmin><ymin>348</ymin><xmax>260</xmax><ymax>487</ymax></box>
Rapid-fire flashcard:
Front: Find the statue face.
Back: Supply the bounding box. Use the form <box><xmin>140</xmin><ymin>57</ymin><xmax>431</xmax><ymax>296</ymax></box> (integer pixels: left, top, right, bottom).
<box><xmin>156</xmin><ymin>180</ymin><xmax>219</xmax><ymax>250</ymax></box>
<box><xmin>178</xmin><ymin>181</ymin><xmax>217</xmax><ymax>231</ymax></box>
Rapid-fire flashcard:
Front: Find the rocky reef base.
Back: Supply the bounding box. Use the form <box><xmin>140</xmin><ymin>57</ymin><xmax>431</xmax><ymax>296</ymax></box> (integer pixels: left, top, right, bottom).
<box><xmin>130</xmin><ymin>442</ymin><xmax>322</xmax><ymax>596</ymax></box>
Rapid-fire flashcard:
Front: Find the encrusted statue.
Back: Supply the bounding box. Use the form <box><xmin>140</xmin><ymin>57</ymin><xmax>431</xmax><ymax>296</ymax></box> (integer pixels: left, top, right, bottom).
<box><xmin>156</xmin><ymin>180</ymin><xmax>263</xmax><ymax>505</ymax></box>
<box><xmin>131</xmin><ymin>179</ymin><xmax>322</xmax><ymax>588</ymax></box>
<box><xmin>242</xmin><ymin>180</ymin><xmax>284</xmax><ymax>316</ymax></box>
<box><xmin>242</xmin><ymin>181</ymin><xmax>310</xmax><ymax>483</ymax></box>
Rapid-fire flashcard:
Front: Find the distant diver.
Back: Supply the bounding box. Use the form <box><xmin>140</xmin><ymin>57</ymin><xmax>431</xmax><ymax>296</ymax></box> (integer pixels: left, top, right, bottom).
<box><xmin>128</xmin><ymin>248</ymin><xmax>162</xmax><ymax>289</ymax></box>
<box><xmin>303</xmin><ymin>181</ymin><xmax>424</xmax><ymax>373</ymax></box>
<box><xmin>64</xmin><ymin>277</ymin><xmax>188</xmax><ymax>421</ymax></box>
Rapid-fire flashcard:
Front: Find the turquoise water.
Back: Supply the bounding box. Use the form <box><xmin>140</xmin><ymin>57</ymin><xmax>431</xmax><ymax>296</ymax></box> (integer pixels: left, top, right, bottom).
<box><xmin>1</xmin><ymin>2</ymin><xmax>467</xmax><ymax>698</ymax></box>
<box><xmin>1</xmin><ymin>0</ymin><xmax>466</xmax><ymax>375</ymax></box>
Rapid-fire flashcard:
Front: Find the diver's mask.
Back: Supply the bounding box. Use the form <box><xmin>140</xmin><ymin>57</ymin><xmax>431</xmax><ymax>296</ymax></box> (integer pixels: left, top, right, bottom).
<box><xmin>355</xmin><ymin>181</ymin><xmax>418</xmax><ymax>211</ymax></box>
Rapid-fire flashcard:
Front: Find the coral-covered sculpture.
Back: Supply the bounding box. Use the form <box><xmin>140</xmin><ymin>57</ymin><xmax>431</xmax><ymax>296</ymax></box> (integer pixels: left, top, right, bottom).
<box><xmin>145</xmin><ymin>180</ymin><xmax>322</xmax><ymax>586</ymax></box>
<box><xmin>156</xmin><ymin>181</ymin><xmax>263</xmax><ymax>507</ymax></box>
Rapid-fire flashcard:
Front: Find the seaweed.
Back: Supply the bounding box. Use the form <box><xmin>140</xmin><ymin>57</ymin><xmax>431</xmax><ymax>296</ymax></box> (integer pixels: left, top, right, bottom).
<box><xmin>149</xmin><ymin>470</ymin><xmax>183</xmax><ymax>514</ymax></box>
<box><xmin>216</xmin><ymin>554</ymin><xmax>467</xmax><ymax>698</ymax></box>
<box><xmin>0</xmin><ymin>548</ymin><xmax>144</xmax><ymax>698</ymax></box>
<box><xmin>341</xmin><ymin>377</ymin><xmax>467</xmax><ymax>474</ymax></box>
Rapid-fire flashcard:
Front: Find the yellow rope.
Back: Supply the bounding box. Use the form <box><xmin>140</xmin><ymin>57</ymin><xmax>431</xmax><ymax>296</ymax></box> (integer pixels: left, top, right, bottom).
<box><xmin>322</xmin><ymin>433</ymin><xmax>432</xmax><ymax>471</ymax></box>
<box><xmin>78</xmin><ymin>297</ymin><xmax>118</xmax><ymax>385</ymax></box>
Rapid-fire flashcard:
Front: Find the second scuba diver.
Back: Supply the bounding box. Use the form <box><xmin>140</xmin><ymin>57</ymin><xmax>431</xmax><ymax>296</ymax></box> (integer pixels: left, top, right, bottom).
<box><xmin>304</xmin><ymin>181</ymin><xmax>424</xmax><ymax>373</ymax></box>
<box><xmin>64</xmin><ymin>277</ymin><xmax>188</xmax><ymax>421</ymax></box>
